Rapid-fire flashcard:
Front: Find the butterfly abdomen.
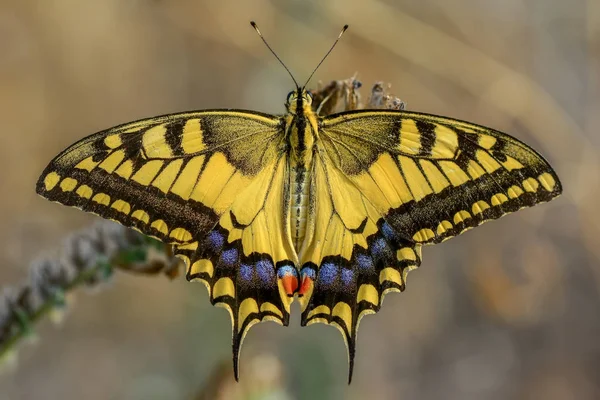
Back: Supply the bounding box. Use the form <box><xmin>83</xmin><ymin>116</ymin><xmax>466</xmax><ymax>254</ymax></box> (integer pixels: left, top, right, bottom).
<box><xmin>290</xmin><ymin>165</ymin><xmax>310</xmax><ymax>250</ymax></box>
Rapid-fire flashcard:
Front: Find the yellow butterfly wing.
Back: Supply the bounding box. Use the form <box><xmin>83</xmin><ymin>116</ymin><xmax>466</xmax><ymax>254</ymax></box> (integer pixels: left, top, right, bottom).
<box><xmin>298</xmin><ymin>109</ymin><xmax>562</xmax><ymax>381</ymax></box>
<box><xmin>36</xmin><ymin>110</ymin><xmax>296</xmax><ymax>378</ymax></box>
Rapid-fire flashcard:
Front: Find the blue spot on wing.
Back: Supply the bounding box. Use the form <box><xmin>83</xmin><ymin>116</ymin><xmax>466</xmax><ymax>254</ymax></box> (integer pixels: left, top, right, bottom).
<box><xmin>256</xmin><ymin>259</ymin><xmax>274</xmax><ymax>284</ymax></box>
<box><xmin>208</xmin><ymin>230</ymin><xmax>225</xmax><ymax>251</ymax></box>
<box><xmin>381</xmin><ymin>222</ymin><xmax>396</xmax><ymax>242</ymax></box>
<box><xmin>370</xmin><ymin>236</ymin><xmax>395</xmax><ymax>267</ymax></box>
<box><xmin>240</xmin><ymin>263</ymin><xmax>253</xmax><ymax>282</ymax></box>
<box><xmin>341</xmin><ymin>269</ymin><xmax>354</xmax><ymax>286</ymax></box>
<box><xmin>356</xmin><ymin>254</ymin><xmax>374</xmax><ymax>271</ymax></box>
<box><xmin>220</xmin><ymin>248</ymin><xmax>238</xmax><ymax>266</ymax></box>
<box><xmin>318</xmin><ymin>263</ymin><xmax>338</xmax><ymax>286</ymax></box>
<box><xmin>371</xmin><ymin>237</ymin><xmax>387</xmax><ymax>258</ymax></box>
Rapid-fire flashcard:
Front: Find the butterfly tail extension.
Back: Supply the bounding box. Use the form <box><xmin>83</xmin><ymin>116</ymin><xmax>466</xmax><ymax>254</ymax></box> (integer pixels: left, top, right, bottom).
<box><xmin>298</xmin><ymin>222</ymin><xmax>422</xmax><ymax>383</ymax></box>
<box><xmin>174</xmin><ymin>224</ymin><xmax>295</xmax><ymax>380</ymax></box>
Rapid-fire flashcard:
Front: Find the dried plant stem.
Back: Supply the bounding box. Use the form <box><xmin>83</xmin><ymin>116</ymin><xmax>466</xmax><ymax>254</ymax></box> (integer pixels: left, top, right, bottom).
<box><xmin>0</xmin><ymin>259</ymin><xmax>108</xmax><ymax>360</ymax></box>
<box><xmin>0</xmin><ymin>222</ymin><xmax>178</xmax><ymax>364</ymax></box>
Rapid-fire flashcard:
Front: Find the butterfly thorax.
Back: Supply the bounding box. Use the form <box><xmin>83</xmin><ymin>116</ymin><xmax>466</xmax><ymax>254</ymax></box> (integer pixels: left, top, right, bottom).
<box><xmin>285</xmin><ymin>89</ymin><xmax>319</xmax><ymax>251</ymax></box>
<box><xmin>285</xmin><ymin>89</ymin><xmax>318</xmax><ymax>165</ymax></box>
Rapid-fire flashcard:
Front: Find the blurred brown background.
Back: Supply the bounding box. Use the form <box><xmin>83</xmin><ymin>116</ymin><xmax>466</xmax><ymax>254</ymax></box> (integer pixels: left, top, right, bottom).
<box><xmin>0</xmin><ymin>1</ymin><xmax>598</xmax><ymax>399</ymax></box>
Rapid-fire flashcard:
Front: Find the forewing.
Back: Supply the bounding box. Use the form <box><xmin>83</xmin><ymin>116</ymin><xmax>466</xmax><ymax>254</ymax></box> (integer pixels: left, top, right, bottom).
<box><xmin>299</xmin><ymin>109</ymin><xmax>561</xmax><ymax>381</ymax></box>
<box><xmin>37</xmin><ymin>110</ymin><xmax>296</xmax><ymax>378</ymax></box>
<box><xmin>320</xmin><ymin>110</ymin><xmax>562</xmax><ymax>240</ymax></box>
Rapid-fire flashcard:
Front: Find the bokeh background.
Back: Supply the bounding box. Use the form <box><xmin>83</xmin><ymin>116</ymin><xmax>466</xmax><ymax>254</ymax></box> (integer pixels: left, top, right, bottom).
<box><xmin>1</xmin><ymin>1</ymin><xmax>598</xmax><ymax>399</ymax></box>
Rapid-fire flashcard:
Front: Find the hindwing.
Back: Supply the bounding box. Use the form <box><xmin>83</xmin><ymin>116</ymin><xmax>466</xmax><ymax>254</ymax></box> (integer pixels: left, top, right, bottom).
<box><xmin>36</xmin><ymin>110</ymin><xmax>296</xmax><ymax>378</ymax></box>
<box><xmin>298</xmin><ymin>109</ymin><xmax>562</xmax><ymax>381</ymax></box>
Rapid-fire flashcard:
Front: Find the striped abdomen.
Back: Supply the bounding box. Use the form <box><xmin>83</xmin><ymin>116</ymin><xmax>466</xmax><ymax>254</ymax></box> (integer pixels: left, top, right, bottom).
<box><xmin>290</xmin><ymin>166</ymin><xmax>311</xmax><ymax>251</ymax></box>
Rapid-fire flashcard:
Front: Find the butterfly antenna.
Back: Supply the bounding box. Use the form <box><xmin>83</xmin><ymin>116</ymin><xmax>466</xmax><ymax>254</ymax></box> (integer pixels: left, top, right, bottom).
<box><xmin>303</xmin><ymin>24</ymin><xmax>349</xmax><ymax>88</ymax></box>
<box><xmin>251</xmin><ymin>21</ymin><xmax>299</xmax><ymax>89</ymax></box>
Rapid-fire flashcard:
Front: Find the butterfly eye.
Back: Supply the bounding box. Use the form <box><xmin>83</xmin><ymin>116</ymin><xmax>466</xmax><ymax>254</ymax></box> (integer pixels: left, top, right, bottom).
<box><xmin>286</xmin><ymin>91</ymin><xmax>295</xmax><ymax>102</ymax></box>
<box><xmin>306</xmin><ymin>91</ymin><xmax>313</xmax><ymax>103</ymax></box>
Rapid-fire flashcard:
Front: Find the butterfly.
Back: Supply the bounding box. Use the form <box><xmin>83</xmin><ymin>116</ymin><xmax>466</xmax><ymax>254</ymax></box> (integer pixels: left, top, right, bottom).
<box><xmin>36</xmin><ymin>22</ymin><xmax>562</xmax><ymax>383</ymax></box>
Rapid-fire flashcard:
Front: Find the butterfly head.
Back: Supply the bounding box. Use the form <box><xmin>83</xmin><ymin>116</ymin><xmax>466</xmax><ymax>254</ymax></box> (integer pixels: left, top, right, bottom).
<box><xmin>285</xmin><ymin>88</ymin><xmax>313</xmax><ymax>114</ymax></box>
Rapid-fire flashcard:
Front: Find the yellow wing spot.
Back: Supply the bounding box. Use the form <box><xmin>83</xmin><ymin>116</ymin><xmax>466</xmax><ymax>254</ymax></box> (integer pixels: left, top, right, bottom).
<box><xmin>491</xmin><ymin>193</ymin><xmax>509</xmax><ymax>206</ymax></box>
<box><xmin>177</xmin><ymin>241</ymin><xmax>198</xmax><ymax>252</ymax></box>
<box><xmin>379</xmin><ymin>267</ymin><xmax>402</xmax><ymax>286</ymax></box>
<box><xmin>522</xmin><ymin>177</ymin><xmax>540</xmax><ymax>192</ymax></box>
<box><xmin>190</xmin><ymin>260</ymin><xmax>215</xmax><ymax>278</ymax></box>
<box><xmin>91</xmin><ymin>193</ymin><xmax>110</xmax><ymax>206</ymax></box>
<box><xmin>76</xmin><ymin>185</ymin><xmax>93</xmax><ymax>199</ymax></box>
<box><xmin>75</xmin><ymin>156</ymin><xmax>99</xmax><ymax>172</ymax></box>
<box><xmin>419</xmin><ymin>160</ymin><xmax>450</xmax><ymax>193</ymax></box>
<box><xmin>98</xmin><ymin>150</ymin><xmax>126</xmax><ymax>173</ymax></box>
<box><xmin>152</xmin><ymin>159</ymin><xmax>183</xmax><ymax>193</ymax></box>
<box><xmin>181</xmin><ymin>119</ymin><xmax>206</xmax><ymax>154</ymax></box>
<box><xmin>399</xmin><ymin>156</ymin><xmax>433</xmax><ymax>201</ymax></box>
<box><xmin>472</xmin><ymin>200</ymin><xmax>490</xmax><ymax>215</ymax></box>
<box><xmin>357</xmin><ymin>284</ymin><xmax>379</xmax><ymax>305</ymax></box>
<box><xmin>110</xmin><ymin>199</ymin><xmax>131</xmax><ymax>214</ymax></box>
<box><xmin>213</xmin><ymin>277</ymin><xmax>235</xmax><ymax>299</ymax></box>
<box><xmin>431</xmin><ymin>125</ymin><xmax>458</xmax><ymax>158</ymax></box>
<box><xmin>142</xmin><ymin>125</ymin><xmax>173</xmax><ymax>158</ymax></box>
<box><xmin>508</xmin><ymin>185</ymin><xmax>524</xmax><ymax>199</ymax></box>
<box><xmin>502</xmin><ymin>156</ymin><xmax>524</xmax><ymax>171</ymax></box>
<box><xmin>115</xmin><ymin>159</ymin><xmax>134</xmax><ymax>179</ymax></box>
<box><xmin>436</xmin><ymin>220</ymin><xmax>453</xmax><ymax>235</ymax></box>
<box><xmin>307</xmin><ymin>305</ymin><xmax>331</xmax><ymax>320</ymax></box>
<box><xmin>538</xmin><ymin>172</ymin><xmax>556</xmax><ymax>191</ymax></box>
<box><xmin>104</xmin><ymin>134</ymin><xmax>122</xmax><ymax>149</ymax></box>
<box><xmin>131</xmin><ymin>160</ymin><xmax>164</xmax><ymax>186</ymax></box>
<box><xmin>397</xmin><ymin>247</ymin><xmax>417</xmax><ymax>261</ymax></box>
<box><xmin>260</xmin><ymin>302</ymin><xmax>284</xmax><ymax>319</ymax></box>
<box><xmin>476</xmin><ymin>150</ymin><xmax>502</xmax><ymax>173</ymax></box>
<box><xmin>399</xmin><ymin>119</ymin><xmax>422</xmax><ymax>155</ymax></box>
<box><xmin>59</xmin><ymin>177</ymin><xmax>78</xmax><ymax>192</ymax></box>
<box><xmin>477</xmin><ymin>134</ymin><xmax>497</xmax><ymax>149</ymax></box>
<box><xmin>453</xmin><ymin>210</ymin><xmax>472</xmax><ymax>224</ymax></box>
<box><xmin>332</xmin><ymin>302</ymin><xmax>352</xmax><ymax>330</ymax></box>
<box><xmin>170</xmin><ymin>155</ymin><xmax>205</xmax><ymax>200</ymax></box>
<box><xmin>169</xmin><ymin>227</ymin><xmax>192</xmax><ymax>242</ymax></box>
<box><xmin>43</xmin><ymin>172</ymin><xmax>61</xmax><ymax>191</ymax></box>
<box><xmin>131</xmin><ymin>209</ymin><xmax>150</xmax><ymax>224</ymax></box>
<box><xmin>238</xmin><ymin>298</ymin><xmax>259</xmax><ymax>332</ymax></box>
<box><xmin>413</xmin><ymin>228</ymin><xmax>435</xmax><ymax>242</ymax></box>
<box><xmin>150</xmin><ymin>219</ymin><xmax>169</xmax><ymax>236</ymax></box>
<box><xmin>466</xmin><ymin>159</ymin><xmax>486</xmax><ymax>179</ymax></box>
<box><xmin>439</xmin><ymin>161</ymin><xmax>470</xmax><ymax>186</ymax></box>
